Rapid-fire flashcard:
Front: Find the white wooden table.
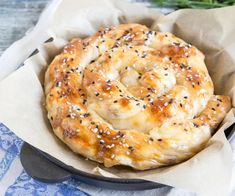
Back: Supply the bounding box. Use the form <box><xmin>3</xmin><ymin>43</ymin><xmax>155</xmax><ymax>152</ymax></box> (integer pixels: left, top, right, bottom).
<box><xmin>0</xmin><ymin>0</ymin><xmax>49</xmax><ymax>56</ymax></box>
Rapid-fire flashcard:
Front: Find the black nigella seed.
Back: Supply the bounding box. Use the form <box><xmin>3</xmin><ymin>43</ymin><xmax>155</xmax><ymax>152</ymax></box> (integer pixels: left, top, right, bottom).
<box><xmin>83</xmin><ymin>113</ymin><xmax>90</xmax><ymax>118</ymax></box>
<box><xmin>99</xmin><ymin>140</ymin><xmax>105</xmax><ymax>144</ymax></box>
<box><xmin>128</xmin><ymin>146</ymin><xmax>134</xmax><ymax>152</ymax></box>
<box><xmin>149</xmin><ymin>137</ymin><xmax>154</xmax><ymax>141</ymax></box>
<box><xmin>169</xmin><ymin>99</ymin><xmax>174</xmax><ymax>104</ymax></box>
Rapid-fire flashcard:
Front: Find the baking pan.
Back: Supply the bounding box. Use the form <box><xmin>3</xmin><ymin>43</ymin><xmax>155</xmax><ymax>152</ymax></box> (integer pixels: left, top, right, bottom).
<box><xmin>20</xmin><ymin>143</ymin><xmax>166</xmax><ymax>190</ymax></box>
<box><xmin>20</xmin><ymin>123</ymin><xmax>235</xmax><ymax>190</ymax></box>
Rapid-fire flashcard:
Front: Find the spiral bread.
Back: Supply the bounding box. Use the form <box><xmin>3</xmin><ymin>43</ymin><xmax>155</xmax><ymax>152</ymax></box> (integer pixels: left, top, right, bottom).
<box><xmin>45</xmin><ymin>24</ymin><xmax>231</xmax><ymax>170</ymax></box>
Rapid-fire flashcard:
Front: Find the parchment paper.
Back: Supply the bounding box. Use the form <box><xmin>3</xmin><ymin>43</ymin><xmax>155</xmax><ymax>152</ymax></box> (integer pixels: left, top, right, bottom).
<box><xmin>0</xmin><ymin>0</ymin><xmax>235</xmax><ymax>195</ymax></box>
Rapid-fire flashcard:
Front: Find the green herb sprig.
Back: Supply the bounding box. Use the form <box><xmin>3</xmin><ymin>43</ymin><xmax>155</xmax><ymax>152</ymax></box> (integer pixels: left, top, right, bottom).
<box><xmin>152</xmin><ymin>0</ymin><xmax>235</xmax><ymax>9</ymax></box>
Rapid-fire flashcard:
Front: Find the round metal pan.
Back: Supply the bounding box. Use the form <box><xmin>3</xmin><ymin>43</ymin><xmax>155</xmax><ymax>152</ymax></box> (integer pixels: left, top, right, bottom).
<box><xmin>20</xmin><ymin>123</ymin><xmax>235</xmax><ymax>190</ymax></box>
<box><xmin>20</xmin><ymin>142</ymin><xmax>166</xmax><ymax>190</ymax></box>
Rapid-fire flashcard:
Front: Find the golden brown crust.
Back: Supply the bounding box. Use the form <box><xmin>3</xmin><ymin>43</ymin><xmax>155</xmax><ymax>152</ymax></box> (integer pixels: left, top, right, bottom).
<box><xmin>44</xmin><ymin>24</ymin><xmax>231</xmax><ymax>170</ymax></box>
